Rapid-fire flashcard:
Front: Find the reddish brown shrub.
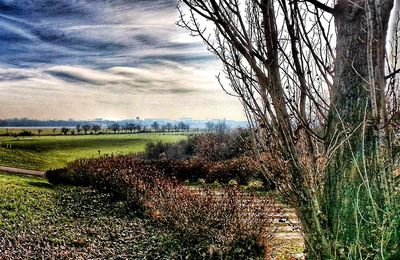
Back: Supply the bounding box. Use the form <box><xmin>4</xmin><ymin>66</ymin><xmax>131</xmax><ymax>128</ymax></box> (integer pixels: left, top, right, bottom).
<box><xmin>147</xmin><ymin>183</ymin><xmax>279</xmax><ymax>255</ymax></box>
<box><xmin>46</xmin><ymin>155</ymin><xmax>280</xmax><ymax>257</ymax></box>
<box><xmin>194</xmin><ymin>129</ymin><xmax>253</xmax><ymax>161</ymax></box>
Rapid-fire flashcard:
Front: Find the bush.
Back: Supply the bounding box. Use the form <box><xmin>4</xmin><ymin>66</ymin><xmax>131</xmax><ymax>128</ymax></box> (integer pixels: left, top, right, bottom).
<box><xmin>46</xmin><ymin>155</ymin><xmax>281</xmax><ymax>257</ymax></box>
<box><xmin>141</xmin><ymin>129</ymin><xmax>253</xmax><ymax>162</ymax></box>
<box><xmin>194</xmin><ymin>128</ymin><xmax>253</xmax><ymax>161</ymax></box>
<box><xmin>247</xmin><ymin>180</ymin><xmax>265</xmax><ymax>191</ymax></box>
<box><xmin>197</xmin><ymin>178</ymin><xmax>206</xmax><ymax>185</ymax></box>
<box><xmin>17</xmin><ymin>130</ymin><xmax>33</xmax><ymax>137</ymax></box>
<box><xmin>143</xmin><ymin>138</ymin><xmax>196</xmax><ymax>160</ymax></box>
<box><xmin>147</xmin><ymin>184</ymin><xmax>279</xmax><ymax>257</ymax></box>
<box><xmin>47</xmin><ymin>154</ymin><xmax>273</xmax><ymax>189</ymax></box>
<box><xmin>47</xmin><ymin>156</ymin><xmax>168</xmax><ymax>209</ymax></box>
<box><xmin>228</xmin><ymin>179</ymin><xmax>239</xmax><ymax>187</ymax></box>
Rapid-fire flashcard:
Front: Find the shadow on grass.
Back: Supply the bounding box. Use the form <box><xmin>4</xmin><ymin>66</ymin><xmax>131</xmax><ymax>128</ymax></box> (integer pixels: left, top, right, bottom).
<box><xmin>27</xmin><ymin>181</ymin><xmax>54</xmax><ymax>189</ymax></box>
<box><xmin>54</xmin><ymin>186</ymin><xmax>139</xmax><ymax>220</ymax></box>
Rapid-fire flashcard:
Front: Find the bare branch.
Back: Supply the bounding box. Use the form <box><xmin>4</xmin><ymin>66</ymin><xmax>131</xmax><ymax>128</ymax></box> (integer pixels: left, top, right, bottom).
<box><xmin>301</xmin><ymin>0</ymin><xmax>335</xmax><ymax>14</ymax></box>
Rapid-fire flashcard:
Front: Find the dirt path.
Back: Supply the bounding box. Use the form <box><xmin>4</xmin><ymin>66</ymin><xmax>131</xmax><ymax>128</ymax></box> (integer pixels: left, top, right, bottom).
<box><xmin>0</xmin><ymin>166</ymin><xmax>45</xmax><ymax>177</ymax></box>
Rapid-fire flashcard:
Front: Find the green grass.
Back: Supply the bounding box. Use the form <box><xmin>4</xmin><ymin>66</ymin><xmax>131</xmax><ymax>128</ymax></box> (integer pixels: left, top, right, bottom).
<box><xmin>0</xmin><ymin>173</ymin><xmax>55</xmax><ymax>230</ymax></box>
<box><xmin>0</xmin><ymin>172</ymin><xmax>186</xmax><ymax>258</ymax></box>
<box><xmin>0</xmin><ymin>133</ymin><xmax>186</xmax><ymax>170</ymax></box>
<box><xmin>0</xmin><ymin>127</ymin><xmax>58</xmax><ymax>136</ymax></box>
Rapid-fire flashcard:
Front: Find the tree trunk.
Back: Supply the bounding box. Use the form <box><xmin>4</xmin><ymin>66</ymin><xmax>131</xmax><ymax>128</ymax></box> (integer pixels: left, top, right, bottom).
<box><xmin>321</xmin><ymin>1</ymin><xmax>397</xmax><ymax>258</ymax></box>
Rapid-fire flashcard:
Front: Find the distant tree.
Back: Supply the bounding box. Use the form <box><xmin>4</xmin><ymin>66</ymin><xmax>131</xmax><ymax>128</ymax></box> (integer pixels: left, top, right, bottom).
<box><xmin>215</xmin><ymin>121</ymin><xmax>228</xmax><ymax>134</ymax></box>
<box><xmin>166</xmin><ymin>122</ymin><xmax>173</xmax><ymax>132</ymax></box>
<box><xmin>178</xmin><ymin>122</ymin><xmax>187</xmax><ymax>132</ymax></box>
<box><xmin>70</xmin><ymin>130</ymin><xmax>75</xmax><ymax>135</ymax></box>
<box><xmin>37</xmin><ymin>129</ymin><xmax>42</xmax><ymax>137</ymax></box>
<box><xmin>109</xmin><ymin>123</ymin><xmax>120</xmax><ymax>134</ymax></box>
<box><xmin>76</xmin><ymin>124</ymin><xmax>82</xmax><ymax>134</ymax></box>
<box><xmin>60</xmin><ymin>127</ymin><xmax>69</xmax><ymax>135</ymax></box>
<box><xmin>52</xmin><ymin>128</ymin><xmax>57</xmax><ymax>136</ymax></box>
<box><xmin>18</xmin><ymin>130</ymin><xmax>33</xmax><ymax>137</ymax></box>
<box><xmin>134</xmin><ymin>123</ymin><xmax>142</xmax><ymax>132</ymax></box>
<box><xmin>82</xmin><ymin>124</ymin><xmax>91</xmax><ymax>135</ymax></box>
<box><xmin>205</xmin><ymin>122</ymin><xmax>215</xmax><ymax>132</ymax></box>
<box><xmin>184</xmin><ymin>123</ymin><xmax>190</xmax><ymax>132</ymax></box>
<box><xmin>151</xmin><ymin>121</ymin><xmax>159</xmax><ymax>132</ymax></box>
<box><xmin>126</xmin><ymin>123</ymin><xmax>135</xmax><ymax>133</ymax></box>
<box><xmin>91</xmin><ymin>124</ymin><xmax>101</xmax><ymax>134</ymax></box>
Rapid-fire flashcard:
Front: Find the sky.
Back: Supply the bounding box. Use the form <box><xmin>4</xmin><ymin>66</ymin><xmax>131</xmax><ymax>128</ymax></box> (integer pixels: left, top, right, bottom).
<box><xmin>0</xmin><ymin>0</ymin><xmax>245</xmax><ymax>120</ymax></box>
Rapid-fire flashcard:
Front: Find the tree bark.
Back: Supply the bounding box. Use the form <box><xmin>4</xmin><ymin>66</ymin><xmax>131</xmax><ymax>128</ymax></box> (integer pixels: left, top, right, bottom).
<box><xmin>323</xmin><ymin>1</ymin><xmax>396</xmax><ymax>257</ymax></box>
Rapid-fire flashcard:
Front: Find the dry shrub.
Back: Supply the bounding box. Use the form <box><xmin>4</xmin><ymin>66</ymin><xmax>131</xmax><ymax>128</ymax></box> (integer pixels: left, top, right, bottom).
<box><xmin>147</xmin><ymin>182</ymin><xmax>279</xmax><ymax>256</ymax></box>
<box><xmin>46</xmin><ymin>155</ymin><xmax>280</xmax><ymax>257</ymax></box>
<box><xmin>153</xmin><ymin>155</ymin><xmax>271</xmax><ymax>187</ymax></box>
<box><xmin>140</xmin><ymin>129</ymin><xmax>253</xmax><ymax>162</ymax></box>
<box><xmin>194</xmin><ymin>129</ymin><xmax>253</xmax><ymax>161</ymax></box>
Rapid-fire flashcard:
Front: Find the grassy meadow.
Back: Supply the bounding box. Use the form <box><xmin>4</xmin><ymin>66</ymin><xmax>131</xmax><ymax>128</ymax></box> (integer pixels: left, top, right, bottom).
<box><xmin>0</xmin><ymin>133</ymin><xmax>186</xmax><ymax>171</ymax></box>
<box><xmin>0</xmin><ymin>127</ymin><xmax>62</xmax><ymax>136</ymax></box>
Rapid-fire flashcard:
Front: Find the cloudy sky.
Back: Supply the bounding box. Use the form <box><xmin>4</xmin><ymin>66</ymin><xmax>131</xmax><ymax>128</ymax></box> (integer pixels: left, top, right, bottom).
<box><xmin>0</xmin><ymin>0</ymin><xmax>245</xmax><ymax>120</ymax></box>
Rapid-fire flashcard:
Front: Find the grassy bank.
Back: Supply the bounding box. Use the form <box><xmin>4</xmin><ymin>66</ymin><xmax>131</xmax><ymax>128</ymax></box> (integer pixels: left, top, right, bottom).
<box><xmin>0</xmin><ymin>172</ymin><xmax>186</xmax><ymax>259</ymax></box>
<box><xmin>0</xmin><ymin>134</ymin><xmax>186</xmax><ymax>170</ymax></box>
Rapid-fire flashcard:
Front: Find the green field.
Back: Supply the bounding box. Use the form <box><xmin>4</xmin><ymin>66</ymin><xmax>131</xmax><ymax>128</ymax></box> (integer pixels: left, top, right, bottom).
<box><xmin>0</xmin><ymin>134</ymin><xmax>186</xmax><ymax>171</ymax></box>
<box><xmin>0</xmin><ymin>127</ymin><xmax>60</xmax><ymax>136</ymax></box>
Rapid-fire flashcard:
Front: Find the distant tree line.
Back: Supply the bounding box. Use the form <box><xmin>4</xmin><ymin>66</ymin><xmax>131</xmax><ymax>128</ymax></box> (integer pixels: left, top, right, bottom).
<box><xmin>0</xmin><ymin>118</ymin><xmax>90</xmax><ymax>127</ymax></box>
<box><xmin>72</xmin><ymin>121</ymin><xmax>192</xmax><ymax>135</ymax></box>
<box><xmin>0</xmin><ymin>118</ymin><xmax>246</xmax><ymax>129</ymax></box>
<box><xmin>0</xmin><ymin>118</ymin><xmax>235</xmax><ymax>136</ymax></box>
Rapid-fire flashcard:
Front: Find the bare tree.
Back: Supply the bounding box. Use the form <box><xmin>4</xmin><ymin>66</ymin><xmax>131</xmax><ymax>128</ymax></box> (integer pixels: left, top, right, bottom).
<box><xmin>91</xmin><ymin>124</ymin><xmax>101</xmax><ymax>134</ymax></box>
<box><xmin>126</xmin><ymin>123</ymin><xmax>135</xmax><ymax>133</ymax></box>
<box><xmin>134</xmin><ymin>123</ymin><xmax>142</xmax><ymax>132</ymax></box>
<box><xmin>60</xmin><ymin>127</ymin><xmax>69</xmax><ymax>135</ymax></box>
<box><xmin>151</xmin><ymin>121</ymin><xmax>160</xmax><ymax>132</ymax></box>
<box><xmin>82</xmin><ymin>124</ymin><xmax>91</xmax><ymax>135</ymax></box>
<box><xmin>109</xmin><ymin>123</ymin><xmax>120</xmax><ymax>134</ymax></box>
<box><xmin>179</xmin><ymin>0</ymin><xmax>399</xmax><ymax>258</ymax></box>
<box><xmin>205</xmin><ymin>121</ymin><xmax>215</xmax><ymax>132</ymax></box>
<box><xmin>76</xmin><ymin>124</ymin><xmax>82</xmax><ymax>135</ymax></box>
<box><xmin>166</xmin><ymin>122</ymin><xmax>173</xmax><ymax>132</ymax></box>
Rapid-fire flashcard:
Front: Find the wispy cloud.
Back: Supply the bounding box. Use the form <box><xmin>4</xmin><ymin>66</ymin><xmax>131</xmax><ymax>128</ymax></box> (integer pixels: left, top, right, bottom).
<box><xmin>0</xmin><ymin>0</ymin><xmax>244</xmax><ymax>120</ymax></box>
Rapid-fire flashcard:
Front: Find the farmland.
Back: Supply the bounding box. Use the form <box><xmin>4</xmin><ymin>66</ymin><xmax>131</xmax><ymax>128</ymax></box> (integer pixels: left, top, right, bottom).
<box><xmin>0</xmin><ymin>133</ymin><xmax>186</xmax><ymax>171</ymax></box>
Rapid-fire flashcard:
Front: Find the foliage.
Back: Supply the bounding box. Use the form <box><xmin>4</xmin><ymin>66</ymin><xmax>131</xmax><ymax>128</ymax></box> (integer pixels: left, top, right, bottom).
<box><xmin>46</xmin><ymin>156</ymin><xmax>280</xmax><ymax>257</ymax></box>
<box><xmin>194</xmin><ymin>129</ymin><xmax>253</xmax><ymax>161</ymax></box>
<box><xmin>143</xmin><ymin>138</ymin><xmax>196</xmax><ymax>160</ymax></box>
<box><xmin>147</xmin><ymin>183</ymin><xmax>278</xmax><ymax>257</ymax></box>
<box><xmin>246</xmin><ymin>180</ymin><xmax>265</xmax><ymax>191</ymax></box>
<box><xmin>142</xmin><ymin>129</ymin><xmax>253</xmax><ymax>161</ymax></box>
<box><xmin>228</xmin><ymin>179</ymin><xmax>238</xmax><ymax>187</ymax></box>
<box><xmin>17</xmin><ymin>130</ymin><xmax>34</xmax><ymax>137</ymax></box>
<box><xmin>152</xmin><ymin>156</ymin><xmax>271</xmax><ymax>187</ymax></box>
<box><xmin>60</xmin><ymin>127</ymin><xmax>69</xmax><ymax>135</ymax></box>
